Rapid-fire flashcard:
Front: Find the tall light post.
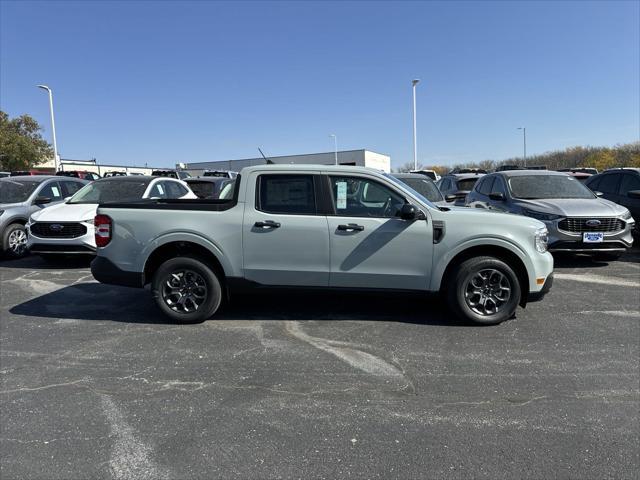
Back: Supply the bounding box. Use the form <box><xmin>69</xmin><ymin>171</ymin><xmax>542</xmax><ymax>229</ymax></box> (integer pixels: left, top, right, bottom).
<box><xmin>412</xmin><ymin>79</ymin><xmax>420</xmax><ymax>170</ymax></box>
<box><xmin>37</xmin><ymin>85</ymin><xmax>59</xmax><ymax>172</ymax></box>
<box><xmin>517</xmin><ymin>127</ymin><xmax>526</xmax><ymax>167</ymax></box>
<box><xmin>329</xmin><ymin>134</ymin><xmax>338</xmax><ymax>165</ymax></box>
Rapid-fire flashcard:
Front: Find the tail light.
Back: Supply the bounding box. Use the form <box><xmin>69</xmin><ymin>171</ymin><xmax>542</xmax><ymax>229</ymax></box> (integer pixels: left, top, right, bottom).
<box><xmin>94</xmin><ymin>214</ymin><xmax>112</xmax><ymax>247</ymax></box>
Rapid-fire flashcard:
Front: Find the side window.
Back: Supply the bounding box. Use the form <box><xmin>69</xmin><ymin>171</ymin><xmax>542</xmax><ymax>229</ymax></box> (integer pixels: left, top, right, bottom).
<box><xmin>587</xmin><ymin>176</ymin><xmax>601</xmax><ymax>190</ymax></box>
<box><xmin>598</xmin><ymin>174</ymin><xmax>620</xmax><ymax>194</ymax></box>
<box><xmin>492</xmin><ymin>177</ymin><xmax>507</xmax><ymax>195</ymax></box>
<box><xmin>478</xmin><ymin>177</ymin><xmax>494</xmax><ymax>196</ymax></box>
<box><xmin>61</xmin><ymin>181</ymin><xmax>84</xmax><ymax>197</ymax></box>
<box><xmin>329</xmin><ymin>176</ymin><xmax>405</xmax><ymax>218</ymax></box>
<box><xmin>148</xmin><ymin>182</ymin><xmax>167</xmax><ymax>199</ymax></box>
<box><xmin>619</xmin><ymin>174</ymin><xmax>640</xmax><ymax>194</ymax></box>
<box><xmin>38</xmin><ymin>181</ymin><xmax>63</xmax><ymax>200</ymax></box>
<box><xmin>165</xmin><ymin>181</ymin><xmax>188</xmax><ymax>198</ymax></box>
<box><xmin>439</xmin><ymin>178</ymin><xmax>450</xmax><ymax>192</ymax></box>
<box><xmin>257</xmin><ymin>174</ymin><xmax>316</xmax><ymax>215</ymax></box>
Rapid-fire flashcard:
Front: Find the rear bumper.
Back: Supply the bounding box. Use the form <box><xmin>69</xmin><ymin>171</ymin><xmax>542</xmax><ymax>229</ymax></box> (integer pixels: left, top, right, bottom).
<box><xmin>528</xmin><ymin>273</ymin><xmax>553</xmax><ymax>302</ymax></box>
<box><xmin>91</xmin><ymin>256</ymin><xmax>144</xmax><ymax>288</ymax></box>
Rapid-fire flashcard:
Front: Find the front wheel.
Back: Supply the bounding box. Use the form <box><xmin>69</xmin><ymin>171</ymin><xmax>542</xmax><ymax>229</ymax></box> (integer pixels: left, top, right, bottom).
<box><xmin>2</xmin><ymin>223</ymin><xmax>28</xmax><ymax>258</ymax></box>
<box><xmin>151</xmin><ymin>256</ymin><xmax>223</xmax><ymax>323</ymax></box>
<box><xmin>446</xmin><ymin>256</ymin><xmax>521</xmax><ymax>325</ymax></box>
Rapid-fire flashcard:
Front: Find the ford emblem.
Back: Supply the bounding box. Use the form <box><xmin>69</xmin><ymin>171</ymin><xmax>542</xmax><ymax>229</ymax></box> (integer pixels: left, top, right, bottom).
<box><xmin>50</xmin><ymin>224</ymin><xmax>64</xmax><ymax>231</ymax></box>
<box><xmin>585</xmin><ymin>219</ymin><xmax>601</xmax><ymax>227</ymax></box>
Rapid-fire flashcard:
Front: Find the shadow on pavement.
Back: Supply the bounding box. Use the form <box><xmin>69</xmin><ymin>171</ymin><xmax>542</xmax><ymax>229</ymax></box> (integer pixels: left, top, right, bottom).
<box><xmin>9</xmin><ymin>282</ymin><xmax>472</xmax><ymax>327</ymax></box>
<box><xmin>0</xmin><ymin>254</ymin><xmax>93</xmax><ymax>270</ymax></box>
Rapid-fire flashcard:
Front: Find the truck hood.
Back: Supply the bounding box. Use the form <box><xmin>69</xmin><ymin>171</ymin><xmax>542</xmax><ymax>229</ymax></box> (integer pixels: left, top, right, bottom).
<box><xmin>515</xmin><ymin>198</ymin><xmax>627</xmax><ymax>217</ymax></box>
<box><xmin>432</xmin><ymin>204</ymin><xmax>545</xmax><ymax>229</ymax></box>
<box><xmin>30</xmin><ymin>202</ymin><xmax>98</xmax><ymax>222</ymax></box>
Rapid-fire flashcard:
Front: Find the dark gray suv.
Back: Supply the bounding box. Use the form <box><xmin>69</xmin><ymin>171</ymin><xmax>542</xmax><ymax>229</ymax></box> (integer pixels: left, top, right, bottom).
<box><xmin>0</xmin><ymin>176</ymin><xmax>88</xmax><ymax>258</ymax></box>
<box><xmin>585</xmin><ymin>168</ymin><xmax>640</xmax><ymax>236</ymax></box>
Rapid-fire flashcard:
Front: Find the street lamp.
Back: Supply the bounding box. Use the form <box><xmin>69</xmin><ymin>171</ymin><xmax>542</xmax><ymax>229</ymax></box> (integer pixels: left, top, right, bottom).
<box><xmin>37</xmin><ymin>85</ymin><xmax>59</xmax><ymax>172</ymax></box>
<box><xmin>329</xmin><ymin>134</ymin><xmax>338</xmax><ymax>165</ymax></box>
<box><xmin>517</xmin><ymin>127</ymin><xmax>527</xmax><ymax>167</ymax></box>
<box><xmin>412</xmin><ymin>79</ymin><xmax>420</xmax><ymax>171</ymax></box>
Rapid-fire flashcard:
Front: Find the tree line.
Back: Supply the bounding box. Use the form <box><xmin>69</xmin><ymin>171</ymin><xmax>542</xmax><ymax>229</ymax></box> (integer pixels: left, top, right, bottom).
<box><xmin>395</xmin><ymin>142</ymin><xmax>640</xmax><ymax>174</ymax></box>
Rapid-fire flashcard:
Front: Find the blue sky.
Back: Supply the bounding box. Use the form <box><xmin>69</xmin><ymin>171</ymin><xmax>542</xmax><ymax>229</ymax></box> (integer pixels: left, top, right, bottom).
<box><xmin>1</xmin><ymin>1</ymin><xmax>638</xmax><ymax>168</ymax></box>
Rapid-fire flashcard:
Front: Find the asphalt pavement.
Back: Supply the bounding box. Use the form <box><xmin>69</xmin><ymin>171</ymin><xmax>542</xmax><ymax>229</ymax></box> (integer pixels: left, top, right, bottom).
<box><xmin>1</xmin><ymin>250</ymin><xmax>639</xmax><ymax>479</ymax></box>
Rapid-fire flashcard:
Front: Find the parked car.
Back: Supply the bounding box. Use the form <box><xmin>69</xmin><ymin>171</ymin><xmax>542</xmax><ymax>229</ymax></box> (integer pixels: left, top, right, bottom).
<box><xmin>564</xmin><ymin>171</ymin><xmax>592</xmax><ymax>183</ymax></box>
<box><xmin>391</xmin><ymin>173</ymin><xmax>453</xmax><ymax>206</ymax></box>
<box><xmin>10</xmin><ymin>170</ymin><xmax>51</xmax><ymax>176</ymax></box>
<box><xmin>409</xmin><ymin>169</ymin><xmax>440</xmax><ymax>181</ymax></box>
<box><xmin>91</xmin><ymin>165</ymin><xmax>554</xmax><ymax>326</ymax></box>
<box><xmin>151</xmin><ymin>170</ymin><xmax>179</xmax><ymax>178</ymax></box>
<box><xmin>0</xmin><ymin>176</ymin><xmax>88</xmax><ymax>258</ymax></box>
<box><xmin>466</xmin><ymin>170</ymin><xmax>635</xmax><ymax>260</ymax></box>
<box><xmin>103</xmin><ymin>171</ymin><xmax>128</xmax><ymax>177</ymax></box>
<box><xmin>0</xmin><ymin>172</ymin><xmax>10</xmax><ymax>178</ymax></box>
<box><xmin>558</xmin><ymin>167</ymin><xmax>599</xmax><ymax>175</ymax></box>
<box><xmin>496</xmin><ymin>165</ymin><xmax>522</xmax><ymax>172</ymax></box>
<box><xmin>585</xmin><ymin>168</ymin><xmax>640</xmax><ymax>236</ymax></box>
<box><xmin>202</xmin><ymin>170</ymin><xmax>237</xmax><ymax>179</ymax></box>
<box><xmin>57</xmin><ymin>170</ymin><xmax>101</xmax><ymax>181</ymax></box>
<box><xmin>436</xmin><ymin>172</ymin><xmax>485</xmax><ymax>205</ymax></box>
<box><xmin>27</xmin><ymin>176</ymin><xmax>197</xmax><ymax>258</ymax></box>
<box><xmin>185</xmin><ymin>177</ymin><xmax>236</xmax><ymax>199</ymax></box>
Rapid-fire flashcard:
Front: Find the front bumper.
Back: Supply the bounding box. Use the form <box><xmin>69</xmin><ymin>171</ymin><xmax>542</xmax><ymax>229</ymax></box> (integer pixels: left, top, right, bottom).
<box><xmin>543</xmin><ymin>218</ymin><xmax>634</xmax><ymax>253</ymax></box>
<box><xmin>528</xmin><ymin>273</ymin><xmax>553</xmax><ymax>302</ymax></box>
<box><xmin>26</xmin><ymin>222</ymin><xmax>96</xmax><ymax>254</ymax></box>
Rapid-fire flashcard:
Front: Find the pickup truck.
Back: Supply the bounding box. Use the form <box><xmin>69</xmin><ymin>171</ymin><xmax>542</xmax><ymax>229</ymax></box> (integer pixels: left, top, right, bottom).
<box><xmin>91</xmin><ymin>165</ymin><xmax>554</xmax><ymax>325</ymax></box>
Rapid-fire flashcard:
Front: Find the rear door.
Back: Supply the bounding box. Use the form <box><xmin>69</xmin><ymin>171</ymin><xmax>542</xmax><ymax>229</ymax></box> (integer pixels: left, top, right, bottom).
<box><xmin>325</xmin><ymin>174</ymin><xmax>433</xmax><ymax>290</ymax></box>
<box><xmin>618</xmin><ymin>173</ymin><xmax>640</xmax><ymax>221</ymax></box>
<box><xmin>242</xmin><ymin>172</ymin><xmax>330</xmax><ymax>286</ymax></box>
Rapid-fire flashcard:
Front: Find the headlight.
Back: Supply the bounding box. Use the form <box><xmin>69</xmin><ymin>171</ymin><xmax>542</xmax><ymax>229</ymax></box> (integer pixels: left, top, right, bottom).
<box><xmin>535</xmin><ymin>227</ymin><xmax>548</xmax><ymax>253</ymax></box>
<box><xmin>0</xmin><ymin>209</ymin><xmax>4</xmax><ymax>217</ymax></box>
<box><xmin>523</xmin><ymin>208</ymin><xmax>561</xmax><ymax>222</ymax></box>
<box><xmin>81</xmin><ymin>218</ymin><xmax>94</xmax><ymax>225</ymax></box>
<box><xmin>621</xmin><ymin>209</ymin><xmax>633</xmax><ymax>221</ymax></box>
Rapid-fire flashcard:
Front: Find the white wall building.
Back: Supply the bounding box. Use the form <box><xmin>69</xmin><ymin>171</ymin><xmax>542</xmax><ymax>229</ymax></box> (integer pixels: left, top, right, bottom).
<box><xmin>179</xmin><ymin>149</ymin><xmax>391</xmax><ymax>176</ymax></box>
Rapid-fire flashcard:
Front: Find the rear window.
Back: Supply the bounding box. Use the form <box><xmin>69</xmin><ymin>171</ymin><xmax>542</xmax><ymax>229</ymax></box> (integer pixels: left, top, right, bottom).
<box><xmin>67</xmin><ymin>179</ymin><xmax>150</xmax><ymax>204</ymax></box>
<box><xmin>457</xmin><ymin>178</ymin><xmax>480</xmax><ymax>191</ymax></box>
<box><xmin>257</xmin><ymin>175</ymin><xmax>316</xmax><ymax>215</ymax></box>
<box><xmin>188</xmin><ymin>181</ymin><xmax>217</xmax><ymax>199</ymax></box>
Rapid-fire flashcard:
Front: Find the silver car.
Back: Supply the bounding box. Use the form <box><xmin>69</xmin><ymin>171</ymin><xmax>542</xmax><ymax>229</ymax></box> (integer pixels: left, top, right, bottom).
<box><xmin>466</xmin><ymin>170</ymin><xmax>635</xmax><ymax>260</ymax></box>
<box><xmin>0</xmin><ymin>176</ymin><xmax>88</xmax><ymax>258</ymax></box>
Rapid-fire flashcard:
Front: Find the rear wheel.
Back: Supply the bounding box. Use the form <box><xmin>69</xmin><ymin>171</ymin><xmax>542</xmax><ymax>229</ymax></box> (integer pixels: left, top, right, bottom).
<box><xmin>446</xmin><ymin>256</ymin><xmax>521</xmax><ymax>325</ymax></box>
<box><xmin>2</xmin><ymin>223</ymin><xmax>28</xmax><ymax>258</ymax></box>
<box><xmin>151</xmin><ymin>256</ymin><xmax>222</xmax><ymax>323</ymax></box>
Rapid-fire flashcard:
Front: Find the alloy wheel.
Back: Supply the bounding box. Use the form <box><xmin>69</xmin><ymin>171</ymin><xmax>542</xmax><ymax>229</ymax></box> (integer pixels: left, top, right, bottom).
<box><xmin>8</xmin><ymin>229</ymin><xmax>27</xmax><ymax>255</ymax></box>
<box><xmin>161</xmin><ymin>269</ymin><xmax>208</xmax><ymax>314</ymax></box>
<box><xmin>464</xmin><ymin>268</ymin><xmax>512</xmax><ymax>316</ymax></box>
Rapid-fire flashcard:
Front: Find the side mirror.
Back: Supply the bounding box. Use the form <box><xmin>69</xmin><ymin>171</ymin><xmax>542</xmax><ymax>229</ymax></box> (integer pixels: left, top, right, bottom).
<box><xmin>489</xmin><ymin>192</ymin><xmax>505</xmax><ymax>201</ymax></box>
<box><xmin>34</xmin><ymin>196</ymin><xmax>51</xmax><ymax>205</ymax></box>
<box><xmin>445</xmin><ymin>194</ymin><xmax>456</xmax><ymax>203</ymax></box>
<box><xmin>628</xmin><ymin>190</ymin><xmax>640</xmax><ymax>199</ymax></box>
<box><xmin>594</xmin><ymin>191</ymin><xmax>604</xmax><ymax>197</ymax></box>
<box><xmin>399</xmin><ymin>203</ymin><xmax>420</xmax><ymax>220</ymax></box>
<box><xmin>64</xmin><ymin>196</ymin><xmax>71</xmax><ymax>202</ymax></box>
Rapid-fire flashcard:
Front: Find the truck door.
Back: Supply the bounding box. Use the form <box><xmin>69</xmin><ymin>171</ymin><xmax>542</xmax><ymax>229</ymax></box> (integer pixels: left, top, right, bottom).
<box><xmin>325</xmin><ymin>174</ymin><xmax>433</xmax><ymax>290</ymax></box>
<box><xmin>242</xmin><ymin>172</ymin><xmax>330</xmax><ymax>286</ymax></box>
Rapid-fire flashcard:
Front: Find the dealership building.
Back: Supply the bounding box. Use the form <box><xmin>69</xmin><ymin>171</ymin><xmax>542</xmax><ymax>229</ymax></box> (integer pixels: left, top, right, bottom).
<box><xmin>178</xmin><ymin>149</ymin><xmax>391</xmax><ymax>176</ymax></box>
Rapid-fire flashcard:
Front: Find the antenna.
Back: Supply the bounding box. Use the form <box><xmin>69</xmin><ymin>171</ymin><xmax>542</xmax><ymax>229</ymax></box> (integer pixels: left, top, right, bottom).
<box><xmin>258</xmin><ymin>148</ymin><xmax>273</xmax><ymax>164</ymax></box>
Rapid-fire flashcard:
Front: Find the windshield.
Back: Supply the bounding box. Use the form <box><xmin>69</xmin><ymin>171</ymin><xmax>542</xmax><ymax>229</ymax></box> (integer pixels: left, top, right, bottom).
<box><xmin>68</xmin><ymin>179</ymin><xmax>150</xmax><ymax>204</ymax></box>
<box><xmin>508</xmin><ymin>175</ymin><xmax>595</xmax><ymax>199</ymax></box>
<box><xmin>384</xmin><ymin>173</ymin><xmax>436</xmax><ymax>208</ymax></box>
<box><xmin>396</xmin><ymin>177</ymin><xmax>444</xmax><ymax>202</ymax></box>
<box><xmin>457</xmin><ymin>178</ymin><xmax>480</xmax><ymax>191</ymax></box>
<box><xmin>0</xmin><ymin>180</ymin><xmax>40</xmax><ymax>203</ymax></box>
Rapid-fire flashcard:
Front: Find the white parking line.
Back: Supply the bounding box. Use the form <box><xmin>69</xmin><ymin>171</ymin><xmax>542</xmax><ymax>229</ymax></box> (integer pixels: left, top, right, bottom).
<box><xmin>554</xmin><ymin>273</ymin><xmax>640</xmax><ymax>288</ymax></box>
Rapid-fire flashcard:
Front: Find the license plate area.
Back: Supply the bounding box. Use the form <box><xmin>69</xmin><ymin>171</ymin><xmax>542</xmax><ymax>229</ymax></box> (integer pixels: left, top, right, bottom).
<box><xmin>583</xmin><ymin>232</ymin><xmax>604</xmax><ymax>243</ymax></box>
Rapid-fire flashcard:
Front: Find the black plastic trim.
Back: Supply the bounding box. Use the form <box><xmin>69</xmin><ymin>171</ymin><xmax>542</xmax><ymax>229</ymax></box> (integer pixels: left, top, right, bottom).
<box><xmin>91</xmin><ymin>256</ymin><xmax>144</xmax><ymax>288</ymax></box>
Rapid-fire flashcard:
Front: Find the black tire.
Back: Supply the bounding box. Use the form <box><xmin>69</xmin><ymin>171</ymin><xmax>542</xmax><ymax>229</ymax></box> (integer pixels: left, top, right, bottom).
<box><xmin>593</xmin><ymin>252</ymin><xmax>622</xmax><ymax>262</ymax></box>
<box><xmin>445</xmin><ymin>256</ymin><xmax>521</xmax><ymax>325</ymax></box>
<box><xmin>2</xmin><ymin>223</ymin><xmax>28</xmax><ymax>258</ymax></box>
<box><xmin>151</xmin><ymin>256</ymin><xmax>222</xmax><ymax>324</ymax></box>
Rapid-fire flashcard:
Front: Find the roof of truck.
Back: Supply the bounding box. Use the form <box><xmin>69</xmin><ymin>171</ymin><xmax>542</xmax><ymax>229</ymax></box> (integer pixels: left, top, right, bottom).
<box><xmin>239</xmin><ymin>164</ymin><xmax>385</xmax><ymax>174</ymax></box>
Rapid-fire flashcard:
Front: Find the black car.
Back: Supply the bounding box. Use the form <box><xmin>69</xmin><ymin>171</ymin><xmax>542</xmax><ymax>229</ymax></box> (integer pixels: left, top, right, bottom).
<box><xmin>184</xmin><ymin>176</ymin><xmax>236</xmax><ymax>199</ymax></box>
<box><xmin>56</xmin><ymin>170</ymin><xmax>101</xmax><ymax>181</ymax></box>
<box><xmin>585</xmin><ymin>168</ymin><xmax>640</xmax><ymax>235</ymax></box>
<box><xmin>436</xmin><ymin>173</ymin><xmax>485</xmax><ymax>205</ymax></box>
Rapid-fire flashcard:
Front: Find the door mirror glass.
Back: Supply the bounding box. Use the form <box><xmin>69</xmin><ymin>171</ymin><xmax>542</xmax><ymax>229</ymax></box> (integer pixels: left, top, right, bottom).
<box><xmin>628</xmin><ymin>190</ymin><xmax>640</xmax><ymax>199</ymax></box>
<box><xmin>489</xmin><ymin>192</ymin><xmax>505</xmax><ymax>201</ymax></box>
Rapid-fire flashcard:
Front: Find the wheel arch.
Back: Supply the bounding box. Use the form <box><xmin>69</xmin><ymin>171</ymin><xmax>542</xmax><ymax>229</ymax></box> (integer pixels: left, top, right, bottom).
<box><xmin>437</xmin><ymin>244</ymin><xmax>530</xmax><ymax>307</ymax></box>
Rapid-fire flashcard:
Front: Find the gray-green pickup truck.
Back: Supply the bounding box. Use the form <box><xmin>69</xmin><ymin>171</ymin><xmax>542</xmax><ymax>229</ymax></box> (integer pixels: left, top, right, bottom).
<box><xmin>91</xmin><ymin>165</ymin><xmax>554</xmax><ymax>325</ymax></box>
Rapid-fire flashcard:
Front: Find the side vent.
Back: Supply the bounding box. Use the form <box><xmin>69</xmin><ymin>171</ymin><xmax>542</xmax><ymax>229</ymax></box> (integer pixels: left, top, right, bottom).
<box><xmin>433</xmin><ymin>220</ymin><xmax>445</xmax><ymax>244</ymax></box>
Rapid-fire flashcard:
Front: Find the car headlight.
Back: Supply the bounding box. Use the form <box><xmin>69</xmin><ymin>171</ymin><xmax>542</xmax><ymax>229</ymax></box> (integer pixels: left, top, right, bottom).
<box><xmin>0</xmin><ymin>209</ymin><xmax>4</xmax><ymax>217</ymax></box>
<box><xmin>535</xmin><ymin>227</ymin><xmax>549</xmax><ymax>253</ymax></box>
<box><xmin>523</xmin><ymin>208</ymin><xmax>561</xmax><ymax>222</ymax></box>
<box><xmin>621</xmin><ymin>209</ymin><xmax>633</xmax><ymax>221</ymax></box>
<box><xmin>82</xmin><ymin>218</ymin><xmax>94</xmax><ymax>225</ymax></box>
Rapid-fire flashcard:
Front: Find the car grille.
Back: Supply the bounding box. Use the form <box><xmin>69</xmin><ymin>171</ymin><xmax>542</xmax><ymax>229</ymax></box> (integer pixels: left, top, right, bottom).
<box><xmin>30</xmin><ymin>222</ymin><xmax>87</xmax><ymax>239</ymax></box>
<box><xmin>558</xmin><ymin>217</ymin><xmax>624</xmax><ymax>233</ymax></box>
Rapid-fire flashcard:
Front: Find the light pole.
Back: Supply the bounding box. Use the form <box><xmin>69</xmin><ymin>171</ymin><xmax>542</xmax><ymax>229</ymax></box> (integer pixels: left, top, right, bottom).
<box><xmin>517</xmin><ymin>127</ymin><xmax>526</xmax><ymax>167</ymax></box>
<box><xmin>412</xmin><ymin>79</ymin><xmax>420</xmax><ymax>171</ymax></box>
<box><xmin>330</xmin><ymin>134</ymin><xmax>338</xmax><ymax>165</ymax></box>
<box><xmin>37</xmin><ymin>85</ymin><xmax>59</xmax><ymax>172</ymax></box>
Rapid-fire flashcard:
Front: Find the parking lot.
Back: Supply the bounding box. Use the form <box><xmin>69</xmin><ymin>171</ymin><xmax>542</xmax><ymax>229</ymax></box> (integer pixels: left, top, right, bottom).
<box><xmin>1</xmin><ymin>250</ymin><xmax>639</xmax><ymax>479</ymax></box>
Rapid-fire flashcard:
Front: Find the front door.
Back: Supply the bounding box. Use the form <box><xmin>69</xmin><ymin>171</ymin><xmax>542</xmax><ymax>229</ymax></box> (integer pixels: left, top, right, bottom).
<box><xmin>325</xmin><ymin>174</ymin><xmax>433</xmax><ymax>291</ymax></box>
<box><xmin>243</xmin><ymin>173</ymin><xmax>330</xmax><ymax>286</ymax></box>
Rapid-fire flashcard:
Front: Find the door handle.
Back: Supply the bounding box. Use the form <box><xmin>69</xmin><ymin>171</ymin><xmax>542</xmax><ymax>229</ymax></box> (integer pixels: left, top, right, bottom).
<box><xmin>337</xmin><ymin>223</ymin><xmax>364</xmax><ymax>232</ymax></box>
<box><xmin>254</xmin><ymin>220</ymin><xmax>281</xmax><ymax>229</ymax></box>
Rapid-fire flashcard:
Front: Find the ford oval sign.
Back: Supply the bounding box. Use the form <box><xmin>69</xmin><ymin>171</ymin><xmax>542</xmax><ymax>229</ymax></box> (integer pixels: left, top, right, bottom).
<box><xmin>50</xmin><ymin>224</ymin><xmax>64</xmax><ymax>231</ymax></box>
<box><xmin>585</xmin><ymin>219</ymin><xmax>601</xmax><ymax>227</ymax></box>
